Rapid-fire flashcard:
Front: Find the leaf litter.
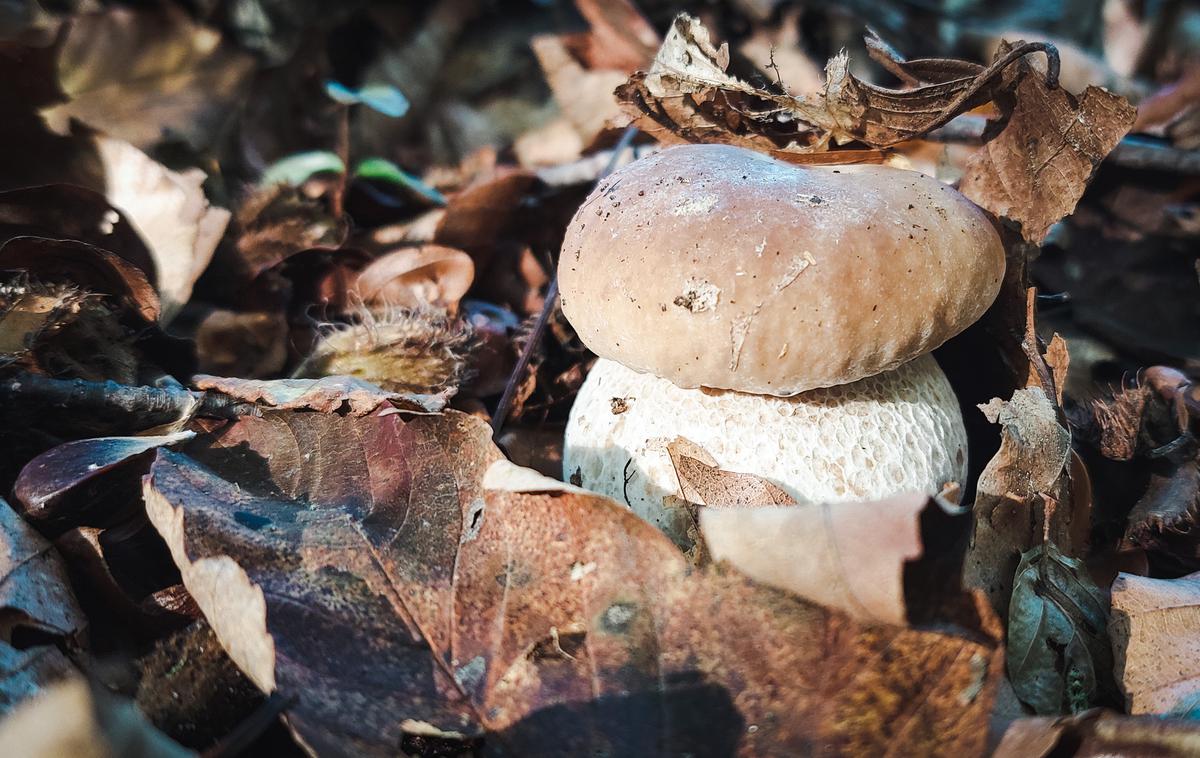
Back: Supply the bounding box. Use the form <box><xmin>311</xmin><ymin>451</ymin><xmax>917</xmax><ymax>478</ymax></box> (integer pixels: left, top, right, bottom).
<box><xmin>0</xmin><ymin>0</ymin><xmax>1197</xmax><ymax>755</ymax></box>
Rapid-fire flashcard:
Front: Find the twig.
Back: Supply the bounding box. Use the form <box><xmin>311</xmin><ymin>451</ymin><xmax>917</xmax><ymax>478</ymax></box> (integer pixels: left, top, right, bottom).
<box><xmin>491</xmin><ymin>125</ymin><xmax>640</xmax><ymax>436</ymax></box>
<box><xmin>331</xmin><ymin>104</ymin><xmax>351</xmax><ymax>218</ymax></box>
<box><xmin>201</xmin><ymin>693</ymin><xmax>295</xmax><ymax>758</ymax></box>
<box><xmin>0</xmin><ymin>372</ymin><xmax>257</xmax><ymax>423</ymax></box>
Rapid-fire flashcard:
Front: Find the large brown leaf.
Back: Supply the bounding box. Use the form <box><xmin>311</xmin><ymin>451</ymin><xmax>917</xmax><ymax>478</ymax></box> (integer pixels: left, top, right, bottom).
<box><xmin>1110</xmin><ymin>571</ymin><xmax>1200</xmax><ymax>716</ymax></box>
<box><xmin>144</xmin><ymin>410</ymin><xmax>1002</xmax><ymax>755</ymax></box>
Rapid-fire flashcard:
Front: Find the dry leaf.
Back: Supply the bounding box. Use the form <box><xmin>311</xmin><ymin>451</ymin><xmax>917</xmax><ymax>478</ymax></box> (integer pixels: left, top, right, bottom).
<box><xmin>143</xmin><ymin>410</ymin><xmax>1002</xmax><ymax>756</ymax></box>
<box><xmin>192</xmin><ymin>308</ymin><xmax>289</xmax><ymax>379</ymax></box>
<box><xmin>231</xmin><ymin>184</ymin><xmax>349</xmax><ymax>286</ymax></box>
<box><xmin>959</xmin><ymin>44</ymin><xmax>1135</xmax><ymax>244</ymax></box>
<box><xmin>995</xmin><ymin>710</ymin><xmax>1200</xmax><ymax>757</ymax></box>
<box><xmin>191</xmin><ymin>375</ymin><xmax>449</xmax><ymax>416</ymax></box>
<box><xmin>0</xmin><ymin>678</ymin><xmax>193</xmax><ymax>757</ymax></box>
<box><xmin>42</xmin><ymin>6</ymin><xmax>253</xmax><ymax>151</ymax></box>
<box><xmin>354</xmin><ymin>245</ymin><xmax>474</xmax><ymax>313</ymax></box>
<box><xmin>1110</xmin><ymin>571</ymin><xmax>1200</xmax><ymax>716</ymax></box>
<box><xmin>667</xmin><ymin>440</ymin><xmax>794</xmax><ymax>507</ymax></box>
<box><xmin>93</xmin><ymin>136</ymin><xmax>229</xmax><ymax>322</ymax></box>
<box><xmin>0</xmin><ymin>497</ymin><xmax>86</xmax><ymax>715</ymax></box>
<box><xmin>965</xmin><ymin>388</ymin><xmax>1072</xmax><ymax>611</ymax></box>
<box><xmin>13</xmin><ymin>432</ymin><xmax>195</xmax><ymax>536</ymax></box>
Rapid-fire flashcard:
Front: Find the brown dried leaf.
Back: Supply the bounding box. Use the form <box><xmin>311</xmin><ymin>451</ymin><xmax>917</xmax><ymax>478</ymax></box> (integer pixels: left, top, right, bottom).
<box><xmin>0</xmin><ymin>679</ymin><xmax>193</xmax><ymax>757</ymax></box>
<box><xmin>960</xmin><ymin>46</ymin><xmax>1135</xmax><ymax>244</ymax></box>
<box><xmin>191</xmin><ymin>375</ymin><xmax>449</xmax><ymax>415</ymax></box>
<box><xmin>231</xmin><ymin>184</ymin><xmax>349</xmax><ymax>285</ymax></box>
<box><xmin>995</xmin><ymin>710</ymin><xmax>1200</xmax><ymax>757</ymax></box>
<box><xmin>667</xmin><ymin>439</ymin><xmax>794</xmax><ymax>507</ymax></box>
<box><xmin>191</xmin><ymin>308</ymin><xmax>288</xmax><ymax>379</ymax></box>
<box><xmin>42</xmin><ymin>6</ymin><xmax>253</xmax><ymax>151</ymax></box>
<box><xmin>143</xmin><ymin>411</ymin><xmax>1001</xmax><ymax>755</ymax></box>
<box><xmin>0</xmin><ymin>497</ymin><xmax>86</xmax><ymax>715</ymax></box>
<box><xmin>1110</xmin><ymin>571</ymin><xmax>1200</xmax><ymax>716</ymax></box>
<box><xmin>965</xmin><ymin>388</ymin><xmax>1072</xmax><ymax>611</ymax></box>
<box><xmin>354</xmin><ymin>245</ymin><xmax>474</xmax><ymax>313</ymax></box>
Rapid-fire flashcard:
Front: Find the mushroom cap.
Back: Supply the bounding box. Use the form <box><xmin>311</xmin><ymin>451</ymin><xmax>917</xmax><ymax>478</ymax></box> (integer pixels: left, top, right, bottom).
<box><xmin>563</xmin><ymin>355</ymin><xmax>967</xmax><ymax>547</ymax></box>
<box><xmin>558</xmin><ymin>144</ymin><xmax>1005</xmax><ymax>395</ymax></box>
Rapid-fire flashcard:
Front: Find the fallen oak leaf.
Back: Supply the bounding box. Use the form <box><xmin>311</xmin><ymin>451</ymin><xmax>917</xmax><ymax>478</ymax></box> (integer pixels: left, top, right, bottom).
<box><xmin>191</xmin><ymin>375</ymin><xmax>449</xmax><ymax>416</ymax></box>
<box><xmin>143</xmin><ymin>410</ymin><xmax>1003</xmax><ymax>756</ymax></box>
<box><xmin>1110</xmin><ymin>571</ymin><xmax>1200</xmax><ymax>716</ymax></box>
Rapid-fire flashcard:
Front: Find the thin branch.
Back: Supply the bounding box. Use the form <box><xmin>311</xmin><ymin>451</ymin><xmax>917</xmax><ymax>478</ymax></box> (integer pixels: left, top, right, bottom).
<box><xmin>491</xmin><ymin>125</ymin><xmax>640</xmax><ymax>436</ymax></box>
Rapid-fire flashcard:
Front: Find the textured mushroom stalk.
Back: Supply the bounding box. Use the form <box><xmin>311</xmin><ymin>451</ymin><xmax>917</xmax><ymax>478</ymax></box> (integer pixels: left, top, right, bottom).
<box><xmin>558</xmin><ymin>144</ymin><xmax>1005</xmax><ymax>395</ymax></box>
<box><xmin>564</xmin><ymin>355</ymin><xmax>967</xmax><ymax>547</ymax></box>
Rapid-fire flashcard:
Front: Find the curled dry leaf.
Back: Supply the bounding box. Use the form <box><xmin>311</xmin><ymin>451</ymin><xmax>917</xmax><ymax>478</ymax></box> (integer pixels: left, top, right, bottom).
<box><xmin>0</xmin><ymin>236</ymin><xmax>160</xmax><ymax>323</ymax></box>
<box><xmin>617</xmin><ymin>15</ymin><xmax>1064</xmax><ymax>159</ymax></box>
<box><xmin>959</xmin><ymin>43</ymin><xmax>1136</xmax><ymax>244</ymax></box>
<box><xmin>0</xmin><ymin>497</ymin><xmax>86</xmax><ymax>715</ymax></box>
<box><xmin>93</xmin><ymin>136</ymin><xmax>229</xmax><ymax>322</ymax></box>
<box><xmin>0</xmin><ymin>678</ymin><xmax>193</xmax><ymax>757</ymax></box>
<box><xmin>1007</xmin><ymin>542</ymin><xmax>1111</xmax><ymax>715</ymax></box>
<box><xmin>354</xmin><ymin>245</ymin><xmax>475</xmax><ymax>313</ymax></box>
<box><xmin>994</xmin><ymin>709</ymin><xmax>1200</xmax><ymax>758</ymax></box>
<box><xmin>232</xmin><ymin>184</ymin><xmax>349</xmax><ymax>285</ymax></box>
<box><xmin>672</xmin><ymin>443</ymin><xmax>975</xmax><ymax>627</ymax></box>
<box><xmin>12</xmin><ymin>432</ymin><xmax>195</xmax><ymax>535</ymax></box>
<box><xmin>1110</xmin><ymin>571</ymin><xmax>1200</xmax><ymax>716</ymax></box>
<box><xmin>143</xmin><ymin>410</ymin><xmax>1002</xmax><ymax>756</ymax></box>
<box><xmin>191</xmin><ymin>374</ymin><xmax>449</xmax><ymax>416</ymax></box>
<box><xmin>965</xmin><ymin>388</ymin><xmax>1072</xmax><ymax>611</ymax></box>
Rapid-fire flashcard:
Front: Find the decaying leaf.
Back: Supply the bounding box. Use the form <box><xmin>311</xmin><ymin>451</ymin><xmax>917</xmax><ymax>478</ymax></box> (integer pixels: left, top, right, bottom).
<box><xmin>0</xmin><ymin>497</ymin><xmax>86</xmax><ymax>715</ymax></box>
<box><xmin>994</xmin><ymin>709</ymin><xmax>1200</xmax><ymax>757</ymax></box>
<box><xmin>192</xmin><ymin>374</ymin><xmax>449</xmax><ymax>416</ymax></box>
<box><xmin>354</xmin><ymin>245</ymin><xmax>474</xmax><ymax>313</ymax></box>
<box><xmin>667</xmin><ymin>439</ymin><xmax>794</xmax><ymax>507</ymax></box>
<box><xmin>1110</xmin><ymin>571</ymin><xmax>1200</xmax><ymax>717</ymax></box>
<box><xmin>231</xmin><ymin>184</ymin><xmax>349</xmax><ymax>286</ymax></box>
<box><xmin>965</xmin><ymin>388</ymin><xmax>1073</xmax><ymax>611</ymax></box>
<box><xmin>0</xmin><ymin>678</ymin><xmax>193</xmax><ymax>757</ymax></box>
<box><xmin>1007</xmin><ymin>542</ymin><xmax>1111</xmax><ymax>715</ymax></box>
<box><xmin>959</xmin><ymin>43</ymin><xmax>1136</xmax><ymax>244</ymax></box>
<box><xmin>143</xmin><ymin>410</ymin><xmax>1002</xmax><ymax>756</ymax></box>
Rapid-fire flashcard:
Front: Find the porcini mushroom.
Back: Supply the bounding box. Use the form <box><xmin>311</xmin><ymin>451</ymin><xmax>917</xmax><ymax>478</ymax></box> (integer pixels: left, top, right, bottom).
<box><xmin>565</xmin><ymin>355</ymin><xmax>966</xmax><ymax>545</ymax></box>
<box><xmin>559</xmin><ymin>144</ymin><xmax>1004</xmax><ymax>542</ymax></box>
<box><xmin>559</xmin><ymin>144</ymin><xmax>1004</xmax><ymax>395</ymax></box>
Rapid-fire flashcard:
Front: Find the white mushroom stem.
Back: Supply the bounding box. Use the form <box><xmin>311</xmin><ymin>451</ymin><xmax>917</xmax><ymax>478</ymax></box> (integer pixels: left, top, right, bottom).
<box><xmin>563</xmin><ymin>355</ymin><xmax>967</xmax><ymax>547</ymax></box>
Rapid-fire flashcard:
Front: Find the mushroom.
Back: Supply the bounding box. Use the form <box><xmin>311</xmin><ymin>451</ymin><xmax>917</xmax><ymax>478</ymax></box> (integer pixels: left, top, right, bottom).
<box><xmin>559</xmin><ymin>144</ymin><xmax>1005</xmax><ymax>544</ymax></box>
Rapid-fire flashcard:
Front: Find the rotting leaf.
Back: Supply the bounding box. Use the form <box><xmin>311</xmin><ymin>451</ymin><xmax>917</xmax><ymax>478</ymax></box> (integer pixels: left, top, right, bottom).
<box><xmin>143</xmin><ymin>410</ymin><xmax>1003</xmax><ymax>756</ymax></box>
<box><xmin>0</xmin><ymin>497</ymin><xmax>86</xmax><ymax>716</ymax></box>
<box><xmin>1110</xmin><ymin>571</ymin><xmax>1200</xmax><ymax>717</ymax></box>
<box><xmin>959</xmin><ymin>42</ymin><xmax>1136</xmax><ymax>244</ymax></box>
<box><xmin>1007</xmin><ymin>542</ymin><xmax>1112</xmax><ymax>715</ymax></box>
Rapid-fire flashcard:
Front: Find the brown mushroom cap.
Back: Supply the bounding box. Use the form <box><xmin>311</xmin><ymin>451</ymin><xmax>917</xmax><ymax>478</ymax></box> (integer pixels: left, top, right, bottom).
<box><xmin>558</xmin><ymin>144</ymin><xmax>1005</xmax><ymax>394</ymax></box>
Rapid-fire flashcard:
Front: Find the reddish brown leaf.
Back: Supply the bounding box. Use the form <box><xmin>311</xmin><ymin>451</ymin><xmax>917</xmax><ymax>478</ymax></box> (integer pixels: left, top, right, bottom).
<box><xmin>354</xmin><ymin>245</ymin><xmax>474</xmax><ymax>313</ymax></box>
<box><xmin>143</xmin><ymin>411</ymin><xmax>1002</xmax><ymax>756</ymax></box>
<box><xmin>191</xmin><ymin>375</ymin><xmax>446</xmax><ymax>416</ymax></box>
